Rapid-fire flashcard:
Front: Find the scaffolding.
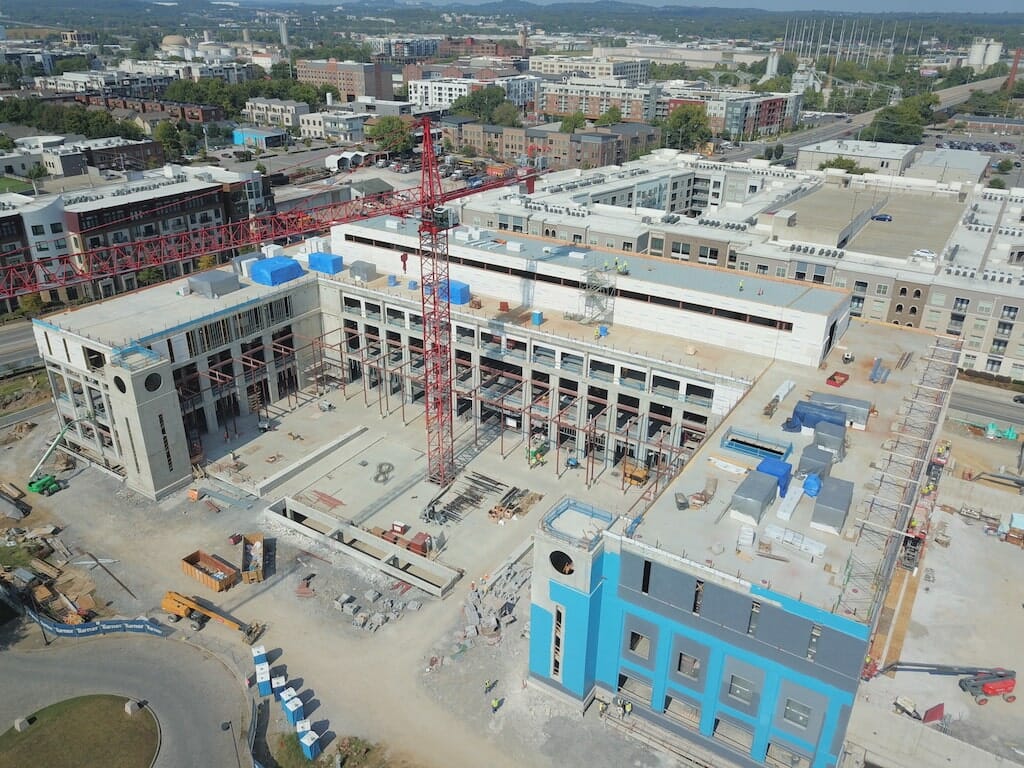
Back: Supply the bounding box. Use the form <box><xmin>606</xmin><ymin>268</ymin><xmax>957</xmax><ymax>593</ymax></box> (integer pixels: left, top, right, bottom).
<box><xmin>580</xmin><ymin>265</ymin><xmax>616</xmax><ymax>325</ymax></box>
<box><xmin>836</xmin><ymin>335</ymin><xmax>961</xmax><ymax>625</ymax></box>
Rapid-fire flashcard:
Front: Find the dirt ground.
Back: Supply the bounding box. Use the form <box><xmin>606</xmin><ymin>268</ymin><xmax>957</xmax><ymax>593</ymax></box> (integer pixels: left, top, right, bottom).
<box><xmin>1</xmin><ymin>402</ymin><xmax>670</xmax><ymax>768</ymax></box>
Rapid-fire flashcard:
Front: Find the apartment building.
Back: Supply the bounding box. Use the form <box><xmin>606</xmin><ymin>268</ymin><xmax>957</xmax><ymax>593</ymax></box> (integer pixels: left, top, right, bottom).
<box><xmin>243</xmin><ymin>98</ymin><xmax>311</xmax><ymax>129</ymax></box>
<box><xmin>117</xmin><ymin>59</ymin><xmax>253</xmax><ymax>84</ymax></box>
<box><xmin>402</xmin><ymin>63</ymin><xmax>521</xmax><ymax>85</ymax></box>
<box><xmin>408</xmin><ymin>75</ymin><xmax>541</xmax><ymax>108</ymax></box>
<box><xmin>365</xmin><ymin>37</ymin><xmax>440</xmax><ymax>61</ymax></box>
<box><xmin>538</xmin><ymin>77</ymin><xmax>661</xmax><ymax>123</ymax></box>
<box><xmin>295</xmin><ymin>59</ymin><xmax>396</xmax><ymax>102</ymax></box>
<box><xmin>440</xmin><ymin>117</ymin><xmax>659</xmax><ymax>170</ymax></box>
<box><xmin>73</xmin><ymin>94</ymin><xmax>224</xmax><ymax>124</ymax></box>
<box><xmin>438</xmin><ymin>36</ymin><xmax>526</xmax><ymax>59</ymax></box>
<box><xmin>529</xmin><ymin>55</ymin><xmax>650</xmax><ymax>83</ymax></box>
<box><xmin>657</xmin><ymin>86</ymin><xmax>802</xmax><ymax>139</ymax></box>
<box><xmin>298</xmin><ymin>111</ymin><xmax>369</xmax><ymax>142</ymax></box>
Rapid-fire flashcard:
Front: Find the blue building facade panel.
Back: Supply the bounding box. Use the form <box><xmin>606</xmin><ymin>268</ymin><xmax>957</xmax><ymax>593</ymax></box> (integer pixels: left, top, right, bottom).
<box><xmin>531</xmin><ymin>537</ymin><xmax>867</xmax><ymax>768</ymax></box>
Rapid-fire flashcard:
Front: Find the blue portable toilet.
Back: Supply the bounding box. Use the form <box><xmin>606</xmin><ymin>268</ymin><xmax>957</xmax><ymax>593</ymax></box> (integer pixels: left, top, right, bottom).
<box><xmin>598</xmin><ymin>325</ymin><xmax>608</xmax><ymax>337</ymax></box>
<box><xmin>408</xmin><ymin>280</ymin><xmax>418</xmax><ymax>290</ymax></box>
<box><xmin>283</xmin><ymin>696</ymin><xmax>304</xmax><ymax>726</ymax></box>
<box><xmin>307</xmin><ymin>252</ymin><xmax>343</xmax><ymax>275</ymax></box>
<box><xmin>444</xmin><ymin>279</ymin><xmax>471</xmax><ymax>305</ymax></box>
<box><xmin>279</xmin><ymin>686</ymin><xmax>297</xmax><ymax>705</ymax></box>
<box><xmin>387</xmin><ymin>274</ymin><xmax>398</xmax><ymax>286</ymax></box>
<box><xmin>757</xmin><ymin>457</ymin><xmax>793</xmax><ymax>498</ymax></box>
<box><xmin>531</xmin><ymin>311</ymin><xmax>544</xmax><ymax>326</ymax></box>
<box><xmin>255</xmin><ymin>664</ymin><xmax>272</xmax><ymax>697</ymax></box>
<box><xmin>300</xmin><ymin>730</ymin><xmax>321</xmax><ymax>760</ymax></box>
<box><xmin>272</xmin><ymin>676</ymin><xmax>287</xmax><ymax>700</ymax></box>
<box><xmin>251</xmin><ymin>645</ymin><xmax>267</xmax><ymax>665</ymax></box>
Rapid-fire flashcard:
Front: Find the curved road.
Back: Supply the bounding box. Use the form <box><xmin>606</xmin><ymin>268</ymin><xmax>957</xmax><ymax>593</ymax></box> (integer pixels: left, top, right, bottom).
<box><xmin>0</xmin><ymin>634</ymin><xmax>248</xmax><ymax>768</ymax></box>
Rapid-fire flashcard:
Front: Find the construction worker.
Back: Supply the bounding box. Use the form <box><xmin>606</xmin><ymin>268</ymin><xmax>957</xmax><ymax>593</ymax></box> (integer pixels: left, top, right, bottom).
<box><xmin>484</xmin><ymin>679</ymin><xmax>492</xmax><ymax>693</ymax></box>
<box><xmin>624</xmin><ymin>701</ymin><xmax>633</xmax><ymax>717</ymax></box>
<box><xmin>491</xmin><ymin>697</ymin><xmax>500</xmax><ymax>714</ymax></box>
<box><xmin>594</xmin><ymin>328</ymin><xmax>601</xmax><ymax>340</ymax></box>
<box><xmin>604</xmin><ymin>260</ymin><xmax>610</xmax><ymax>271</ymax></box>
<box><xmin>598</xmin><ymin>701</ymin><xmax>608</xmax><ymax>716</ymax></box>
<box><xmin>614</xmin><ymin>257</ymin><xmax>619</xmax><ymax>270</ymax></box>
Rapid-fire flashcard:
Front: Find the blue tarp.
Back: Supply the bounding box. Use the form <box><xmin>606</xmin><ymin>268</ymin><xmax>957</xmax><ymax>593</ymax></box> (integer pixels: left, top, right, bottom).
<box><xmin>757</xmin><ymin>457</ymin><xmax>793</xmax><ymax>498</ymax></box>
<box><xmin>439</xmin><ymin>279</ymin><xmax>471</xmax><ymax>305</ymax></box>
<box><xmin>308</xmin><ymin>252</ymin><xmax>343</xmax><ymax>275</ymax></box>
<box><xmin>251</xmin><ymin>257</ymin><xmax>304</xmax><ymax>286</ymax></box>
<box><xmin>791</xmin><ymin>400</ymin><xmax>846</xmax><ymax>430</ymax></box>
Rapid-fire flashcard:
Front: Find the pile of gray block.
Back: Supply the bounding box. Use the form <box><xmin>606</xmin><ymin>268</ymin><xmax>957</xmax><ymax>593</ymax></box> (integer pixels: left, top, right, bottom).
<box><xmin>461</xmin><ymin>562</ymin><xmax>533</xmax><ymax>641</ymax></box>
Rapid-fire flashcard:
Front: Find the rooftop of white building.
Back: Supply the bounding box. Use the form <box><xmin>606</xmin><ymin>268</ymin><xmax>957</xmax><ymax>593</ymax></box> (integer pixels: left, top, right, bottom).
<box><xmin>800</xmin><ymin>139</ymin><xmax>917</xmax><ymax>161</ymax></box>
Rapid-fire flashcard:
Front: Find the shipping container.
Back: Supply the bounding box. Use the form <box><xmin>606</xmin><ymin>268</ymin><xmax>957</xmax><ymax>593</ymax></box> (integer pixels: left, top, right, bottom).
<box><xmin>181</xmin><ymin>550</ymin><xmax>240</xmax><ymax>592</ymax></box>
<box><xmin>241</xmin><ymin>534</ymin><xmax>265</xmax><ymax>584</ymax></box>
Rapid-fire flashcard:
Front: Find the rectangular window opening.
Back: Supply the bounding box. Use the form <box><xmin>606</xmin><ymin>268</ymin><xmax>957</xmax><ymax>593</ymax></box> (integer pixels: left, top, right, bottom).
<box><xmin>641</xmin><ymin>559</ymin><xmax>652</xmax><ymax>594</ymax></box>
<box><xmin>628</xmin><ymin>631</ymin><xmax>651</xmax><ymax>660</ymax></box>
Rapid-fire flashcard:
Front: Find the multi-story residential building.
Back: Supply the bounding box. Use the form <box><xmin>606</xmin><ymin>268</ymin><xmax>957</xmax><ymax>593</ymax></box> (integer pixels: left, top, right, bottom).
<box><xmin>407</xmin><ymin>75</ymin><xmax>541</xmax><ymax>109</ymax></box>
<box><xmin>656</xmin><ymin>85</ymin><xmax>802</xmax><ymax>139</ymax></box>
<box><xmin>538</xmin><ymin>77</ymin><xmax>661</xmax><ymax>122</ymax></box>
<box><xmin>440</xmin><ymin>117</ymin><xmax>660</xmax><ymax>170</ymax></box>
<box><xmin>337</xmin><ymin>97</ymin><xmax>415</xmax><ymax>118</ymax></box>
<box><xmin>365</xmin><ymin>37</ymin><xmax>440</xmax><ymax>62</ymax></box>
<box><xmin>796</xmin><ymin>140</ymin><xmax>916</xmax><ymax>177</ymax></box>
<box><xmin>1</xmin><ymin>136</ymin><xmax>163</xmax><ymax>177</ymax></box>
<box><xmin>243</xmin><ymin>98</ymin><xmax>311</xmax><ymax>129</ymax></box>
<box><xmin>72</xmin><ymin>94</ymin><xmax>224</xmax><ymax>124</ymax></box>
<box><xmin>60</xmin><ymin>30</ymin><xmax>95</xmax><ymax>46</ymax></box>
<box><xmin>0</xmin><ymin>165</ymin><xmax>272</xmax><ymax>310</ymax></box>
<box><xmin>70</xmin><ymin>137</ymin><xmax>164</xmax><ymax>171</ymax></box>
<box><xmin>402</xmin><ymin>63</ymin><xmax>522</xmax><ymax>85</ymax></box>
<box><xmin>529</xmin><ymin>55</ymin><xmax>650</xmax><ymax>83</ymax></box>
<box><xmin>298</xmin><ymin>112</ymin><xmax>369</xmax><ymax>142</ymax></box>
<box><xmin>592</xmin><ymin>42</ymin><xmax>768</xmax><ymax>70</ymax></box>
<box><xmin>116</xmin><ymin>59</ymin><xmax>253</xmax><ymax>84</ymax></box>
<box><xmin>295</xmin><ymin>59</ymin><xmax>396</xmax><ymax>102</ymax></box>
<box><xmin>459</xmin><ymin>152</ymin><xmax>1024</xmax><ymax>378</ymax></box>
<box><xmin>438</xmin><ymin>36</ymin><xmax>526</xmax><ymax>59</ymax></box>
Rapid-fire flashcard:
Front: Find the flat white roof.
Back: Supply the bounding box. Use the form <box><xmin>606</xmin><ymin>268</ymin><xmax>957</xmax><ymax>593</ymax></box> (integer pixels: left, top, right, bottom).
<box><xmin>800</xmin><ymin>139</ymin><xmax>916</xmax><ymax>161</ymax></box>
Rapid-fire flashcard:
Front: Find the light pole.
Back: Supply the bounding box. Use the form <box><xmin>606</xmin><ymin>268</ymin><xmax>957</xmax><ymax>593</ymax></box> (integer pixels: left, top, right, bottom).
<box><xmin>220</xmin><ymin>721</ymin><xmax>243</xmax><ymax>768</ymax></box>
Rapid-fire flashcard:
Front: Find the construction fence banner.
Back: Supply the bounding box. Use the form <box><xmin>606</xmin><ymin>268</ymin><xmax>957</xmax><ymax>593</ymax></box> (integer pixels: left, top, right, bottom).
<box><xmin>27</xmin><ymin>607</ymin><xmax>167</xmax><ymax>638</ymax></box>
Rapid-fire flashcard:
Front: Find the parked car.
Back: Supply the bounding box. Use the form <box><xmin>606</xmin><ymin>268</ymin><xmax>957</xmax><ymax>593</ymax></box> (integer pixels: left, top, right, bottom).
<box><xmin>871</xmin><ymin>214</ymin><xmax>893</xmax><ymax>222</ymax></box>
<box><xmin>1013</xmin><ymin>394</ymin><xmax>1024</xmax><ymax>404</ymax></box>
<box><xmin>913</xmin><ymin>248</ymin><xmax>937</xmax><ymax>259</ymax></box>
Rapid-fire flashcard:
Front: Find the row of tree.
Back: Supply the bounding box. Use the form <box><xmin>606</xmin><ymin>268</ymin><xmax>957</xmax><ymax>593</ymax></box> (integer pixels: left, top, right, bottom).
<box><xmin>0</xmin><ymin>99</ymin><xmax>144</xmax><ymax>141</ymax></box>
<box><xmin>162</xmin><ymin>76</ymin><xmax>338</xmax><ymax>119</ymax></box>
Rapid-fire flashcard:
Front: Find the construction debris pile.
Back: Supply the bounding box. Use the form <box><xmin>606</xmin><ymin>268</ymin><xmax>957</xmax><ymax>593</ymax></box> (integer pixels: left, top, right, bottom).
<box><xmin>334</xmin><ymin>581</ymin><xmax>423</xmax><ymax>633</ymax></box>
<box><xmin>423</xmin><ymin>472</ymin><xmax>509</xmax><ymax>525</ymax></box>
<box><xmin>0</xmin><ymin>525</ymin><xmax>100</xmax><ymax>625</ymax></box>
<box><xmin>463</xmin><ymin>560</ymin><xmax>532</xmax><ymax>643</ymax></box>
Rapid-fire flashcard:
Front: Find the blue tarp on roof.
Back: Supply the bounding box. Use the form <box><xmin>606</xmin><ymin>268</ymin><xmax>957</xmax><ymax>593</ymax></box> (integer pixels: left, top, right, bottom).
<box><xmin>251</xmin><ymin>257</ymin><xmax>304</xmax><ymax>286</ymax></box>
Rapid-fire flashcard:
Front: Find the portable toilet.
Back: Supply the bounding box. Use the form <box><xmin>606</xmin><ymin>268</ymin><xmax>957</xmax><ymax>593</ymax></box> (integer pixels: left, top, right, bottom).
<box><xmin>283</xmin><ymin>696</ymin><xmax>304</xmax><ymax>726</ymax></box>
<box><xmin>255</xmin><ymin>664</ymin><xmax>272</xmax><ymax>697</ymax></box>
<box><xmin>300</xmin><ymin>730</ymin><xmax>321</xmax><ymax>760</ymax></box>
<box><xmin>251</xmin><ymin>645</ymin><xmax>267</xmax><ymax>665</ymax></box>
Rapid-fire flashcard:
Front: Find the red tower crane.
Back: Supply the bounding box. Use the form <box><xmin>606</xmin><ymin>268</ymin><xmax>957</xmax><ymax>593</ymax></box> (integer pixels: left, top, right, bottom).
<box><xmin>1006</xmin><ymin>47</ymin><xmax>1023</xmax><ymax>94</ymax></box>
<box><xmin>0</xmin><ymin>160</ymin><xmax>534</xmax><ymax>301</ymax></box>
<box><xmin>415</xmin><ymin>117</ymin><xmax>455</xmax><ymax>486</ymax></box>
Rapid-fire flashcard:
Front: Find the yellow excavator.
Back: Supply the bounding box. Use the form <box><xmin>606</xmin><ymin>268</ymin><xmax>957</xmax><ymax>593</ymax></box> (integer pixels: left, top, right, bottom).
<box><xmin>160</xmin><ymin>591</ymin><xmax>264</xmax><ymax>645</ymax></box>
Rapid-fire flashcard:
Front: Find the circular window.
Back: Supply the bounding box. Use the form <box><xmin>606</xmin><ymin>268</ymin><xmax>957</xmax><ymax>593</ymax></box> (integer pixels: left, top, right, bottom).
<box><xmin>144</xmin><ymin>373</ymin><xmax>162</xmax><ymax>392</ymax></box>
<box><xmin>549</xmin><ymin>550</ymin><xmax>574</xmax><ymax>575</ymax></box>
<box><xmin>114</xmin><ymin>376</ymin><xmax>126</xmax><ymax>394</ymax></box>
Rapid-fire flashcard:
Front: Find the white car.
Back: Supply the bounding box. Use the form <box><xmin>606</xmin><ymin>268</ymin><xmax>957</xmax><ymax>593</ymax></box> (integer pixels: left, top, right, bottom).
<box><xmin>913</xmin><ymin>248</ymin><xmax>937</xmax><ymax>259</ymax></box>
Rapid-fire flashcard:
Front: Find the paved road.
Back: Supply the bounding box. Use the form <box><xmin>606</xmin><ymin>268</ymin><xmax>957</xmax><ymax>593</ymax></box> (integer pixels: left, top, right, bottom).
<box><xmin>0</xmin><ymin>401</ymin><xmax>52</xmax><ymax>430</ymax></box>
<box><xmin>948</xmin><ymin>390</ymin><xmax>1024</xmax><ymax>429</ymax></box>
<box><xmin>0</xmin><ymin>320</ymin><xmax>38</xmax><ymax>370</ymax></box>
<box><xmin>0</xmin><ymin>634</ymin><xmax>248</xmax><ymax>768</ymax></box>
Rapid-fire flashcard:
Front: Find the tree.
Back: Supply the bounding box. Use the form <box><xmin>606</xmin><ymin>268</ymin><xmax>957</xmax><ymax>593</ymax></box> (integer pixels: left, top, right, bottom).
<box><xmin>763</xmin><ymin>146</ymin><xmax>773</xmax><ymax>160</ymax></box>
<box><xmin>773</xmin><ymin>143</ymin><xmax>784</xmax><ymax>160</ymax></box>
<box><xmin>559</xmin><ymin>112</ymin><xmax>587</xmax><ymax>134</ymax></box>
<box><xmin>270</xmin><ymin>61</ymin><xmax>293</xmax><ymax>80</ymax></box>
<box><xmin>988</xmin><ymin>177</ymin><xmax>1007</xmax><ymax>189</ymax></box>
<box><xmin>19</xmin><ymin>293</ymin><xmax>43</xmax><ymax>315</ymax></box>
<box><xmin>491</xmin><ymin>102</ymin><xmax>522</xmax><ymax>128</ymax></box>
<box><xmin>366</xmin><ymin>116</ymin><xmax>412</xmax><ymax>154</ymax></box>
<box><xmin>0</xmin><ymin>133</ymin><xmax>14</xmax><ymax>152</ymax></box>
<box><xmin>254</xmin><ymin>162</ymin><xmax>267</xmax><ymax>175</ymax></box>
<box><xmin>137</xmin><ymin>267</ymin><xmax>164</xmax><ymax>286</ymax></box>
<box><xmin>153</xmin><ymin>121</ymin><xmax>183</xmax><ymax>161</ymax></box>
<box><xmin>0</xmin><ymin>64</ymin><xmax>23</xmax><ymax>87</ymax></box>
<box><xmin>997</xmin><ymin>159</ymin><xmax>1014</xmax><ymax>174</ymax></box>
<box><xmin>819</xmin><ymin>156</ymin><xmax>869</xmax><ymax>174</ymax></box>
<box><xmin>662</xmin><ymin>104</ymin><xmax>711</xmax><ymax>150</ymax></box>
<box><xmin>595</xmin><ymin>106</ymin><xmax>622</xmax><ymax>126</ymax></box>
<box><xmin>450</xmin><ymin>86</ymin><xmax>509</xmax><ymax>123</ymax></box>
<box><xmin>25</xmin><ymin>164</ymin><xmax>47</xmax><ymax>194</ymax></box>
<box><xmin>198</xmin><ymin>254</ymin><xmax>218</xmax><ymax>270</ymax></box>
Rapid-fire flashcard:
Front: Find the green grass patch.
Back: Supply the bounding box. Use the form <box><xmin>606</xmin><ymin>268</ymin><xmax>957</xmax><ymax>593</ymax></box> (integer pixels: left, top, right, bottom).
<box><xmin>0</xmin><ymin>695</ymin><xmax>158</xmax><ymax>768</ymax></box>
<box><xmin>271</xmin><ymin>732</ymin><xmax>398</xmax><ymax>768</ymax></box>
<box><xmin>0</xmin><ymin>542</ymin><xmax>41</xmax><ymax>569</ymax></box>
<box><xmin>0</xmin><ymin>178</ymin><xmax>32</xmax><ymax>194</ymax></box>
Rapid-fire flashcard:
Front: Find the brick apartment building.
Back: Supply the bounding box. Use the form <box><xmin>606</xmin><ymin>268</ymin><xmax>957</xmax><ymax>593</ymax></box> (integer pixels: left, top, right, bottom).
<box><xmin>295</xmin><ymin>59</ymin><xmax>396</xmax><ymax>102</ymax></box>
<box><xmin>538</xmin><ymin>78</ymin><xmax>660</xmax><ymax>122</ymax></box>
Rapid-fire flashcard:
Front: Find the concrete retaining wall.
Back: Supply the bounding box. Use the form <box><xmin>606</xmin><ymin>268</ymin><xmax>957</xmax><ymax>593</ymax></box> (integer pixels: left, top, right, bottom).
<box><xmin>267</xmin><ymin>496</ymin><xmax>462</xmax><ymax>598</ymax></box>
<box><xmin>254</xmin><ymin>426</ymin><xmax>367</xmax><ymax>497</ymax></box>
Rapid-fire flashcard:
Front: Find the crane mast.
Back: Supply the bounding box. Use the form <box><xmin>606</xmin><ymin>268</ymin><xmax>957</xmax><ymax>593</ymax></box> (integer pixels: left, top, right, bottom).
<box><xmin>416</xmin><ymin>118</ymin><xmax>455</xmax><ymax>486</ymax></box>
